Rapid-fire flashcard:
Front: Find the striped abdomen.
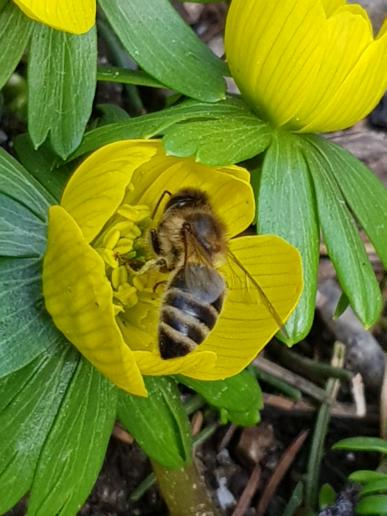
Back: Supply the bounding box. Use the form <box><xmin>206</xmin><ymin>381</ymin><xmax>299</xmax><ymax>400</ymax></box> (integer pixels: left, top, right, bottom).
<box><xmin>159</xmin><ymin>264</ymin><xmax>225</xmax><ymax>359</ymax></box>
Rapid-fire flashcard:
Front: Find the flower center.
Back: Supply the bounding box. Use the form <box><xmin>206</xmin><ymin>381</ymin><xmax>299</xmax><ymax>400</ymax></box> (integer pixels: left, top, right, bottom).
<box><xmin>93</xmin><ymin>196</ymin><xmax>164</xmax><ymax>350</ymax></box>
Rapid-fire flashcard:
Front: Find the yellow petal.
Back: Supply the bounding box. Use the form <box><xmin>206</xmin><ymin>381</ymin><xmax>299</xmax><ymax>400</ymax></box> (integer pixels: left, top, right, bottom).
<box><xmin>301</xmin><ymin>22</ymin><xmax>387</xmax><ymax>132</ymax></box>
<box><xmin>320</xmin><ymin>0</ymin><xmax>345</xmax><ymax>16</ymax></box>
<box><xmin>133</xmin><ymin>350</ymin><xmax>217</xmax><ymax>377</ymax></box>
<box><xmin>13</xmin><ymin>0</ymin><xmax>95</xmax><ymax>34</ymax></box>
<box><xmin>61</xmin><ymin>140</ymin><xmax>158</xmax><ymax>243</ymax></box>
<box><xmin>225</xmin><ymin>0</ymin><xmax>383</xmax><ymax>132</ymax></box>
<box><xmin>195</xmin><ymin>235</ymin><xmax>303</xmax><ymax>380</ymax></box>
<box><xmin>128</xmin><ymin>145</ymin><xmax>254</xmax><ymax>238</ymax></box>
<box><xmin>293</xmin><ymin>4</ymin><xmax>375</xmax><ymax>131</ymax></box>
<box><xmin>43</xmin><ymin>205</ymin><xmax>146</xmax><ymax>396</ymax></box>
<box><xmin>225</xmin><ymin>0</ymin><xmax>327</xmax><ymax>126</ymax></box>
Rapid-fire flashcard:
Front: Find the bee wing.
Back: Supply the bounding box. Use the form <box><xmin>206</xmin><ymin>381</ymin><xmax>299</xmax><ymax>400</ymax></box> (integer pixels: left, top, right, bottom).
<box><xmin>181</xmin><ymin>223</ymin><xmax>213</xmax><ymax>267</ymax></box>
<box><xmin>180</xmin><ymin>224</ymin><xmax>224</xmax><ymax>303</ymax></box>
<box><xmin>226</xmin><ymin>248</ymin><xmax>289</xmax><ymax>338</ymax></box>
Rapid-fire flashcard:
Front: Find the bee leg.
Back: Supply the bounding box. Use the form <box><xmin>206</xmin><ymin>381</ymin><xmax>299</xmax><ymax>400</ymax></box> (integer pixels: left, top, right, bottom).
<box><xmin>155</xmin><ymin>257</ymin><xmax>172</xmax><ymax>273</ymax></box>
<box><xmin>153</xmin><ymin>281</ymin><xmax>168</xmax><ymax>294</ymax></box>
<box><xmin>150</xmin><ymin>229</ymin><xmax>161</xmax><ymax>255</ymax></box>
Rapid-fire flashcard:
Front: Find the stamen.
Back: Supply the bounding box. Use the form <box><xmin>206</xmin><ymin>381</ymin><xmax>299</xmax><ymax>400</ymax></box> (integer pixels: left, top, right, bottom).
<box><xmin>96</xmin><ymin>248</ymin><xmax>119</xmax><ymax>269</ymax></box>
<box><xmin>102</xmin><ymin>228</ymin><xmax>120</xmax><ymax>250</ymax></box>
<box><xmin>94</xmin><ymin>201</ymin><xmax>162</xmax><ymax>322</ymax></box>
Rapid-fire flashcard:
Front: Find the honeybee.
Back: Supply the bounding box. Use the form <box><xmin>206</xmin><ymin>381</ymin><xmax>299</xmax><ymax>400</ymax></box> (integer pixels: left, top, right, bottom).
<box><xmin>151</xmin><ymin>188</ymin><xmax>285</xmax><ymax>359</ymax></box>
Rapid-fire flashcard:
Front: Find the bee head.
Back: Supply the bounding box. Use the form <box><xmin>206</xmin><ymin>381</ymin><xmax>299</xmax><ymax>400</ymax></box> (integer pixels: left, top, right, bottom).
<box><xmin>164</xmin><ymin>188</ymin><xmax>209</xmax><ymax>212</ymax></box>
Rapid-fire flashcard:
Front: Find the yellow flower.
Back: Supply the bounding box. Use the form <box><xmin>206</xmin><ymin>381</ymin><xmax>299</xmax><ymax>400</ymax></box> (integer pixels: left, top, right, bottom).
<box><xmin>225</xmin><ymin>0</ymin><xmax>387</xmax><ymax>132</ymax></box>
<box><xmin>42</xmin><ymin>140</ymin><xmax>303</xmax><ymax>396</ymax></box>
<box><xmin>13</xmin><ymin>0</ymin><xmax>95</xmax><ymax>34</ymax></box>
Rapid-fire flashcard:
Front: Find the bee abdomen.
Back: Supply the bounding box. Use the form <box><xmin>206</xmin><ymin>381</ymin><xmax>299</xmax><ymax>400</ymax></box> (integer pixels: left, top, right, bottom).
<box><xmin>159</xmin><ymin>289</ymin><xmax>223</xmax><ymax>359</ymax></box>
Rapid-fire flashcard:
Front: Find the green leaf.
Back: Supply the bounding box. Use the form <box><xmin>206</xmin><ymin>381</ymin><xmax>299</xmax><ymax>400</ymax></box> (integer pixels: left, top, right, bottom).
<box><xmin>28</xmin><ymin>359</ymin><xmax>117</xmax><ymax>516</ymax></box>
<box><xmin>163</xmin><ymin>115</ymin><xmax>271</xmax><ymax>166</ymax></box>
<box><xmin>0</xmin><ymin>147</ymin><xmax>53</xmax><ymax>218</ymax></box>
<box><xmin>333</xmin><ymin>437</ymin><xmax>387</xmax><ymax>454</ymax></box>
<box><xmin>0</xmin><ymin>3</ymin><xmax>32</xmax><ymax>89</ymax></box>
<box><xmin>356</xmin><ymin>495</ymin><xmax>387</xmax><ymax>515</ymax></box>
<box><xmin>98</xmin><ymin>0</ymin><xmax>226</xmax><ymax>102</ymax></box>
<box><xmin>0</xmin><ymin>258</ymin><xmax>63</xmax><ymax>378</ymax></box>
<box><xmin>118</xmin><ymin>376</ymin><xmax>192</xmax><ymax>469</ymax></box>
<box><xmin>309</xmin><ymin>136</ymin><xmax>387</xmax><ymax>268</ymax></box>
<box><xmin>361</xmin><ymin>479</ymin><xmax>387</xmax><ymax>497</ymax></box>
<box><xmin>283</xmin><ymin>481</ymin><xmax>304</xmax><ymax>516</ymax></box>
<box><xmin>0</xmin><ymin>0</ymin><xmax>9</xmax><ymax>13</ymax></box>
<box><xmin>334</xmin><ymin>291</ymin><xmax>350</xmax><ymax>319</ymax></box>
<box><xmin>178</xmin><ymin>370</ymin><xmax>263</xmax><ymax>426</ymax></box>
<box><xmin>302</xmin><ymin>137</ymin><xmax>382</xmax><ymax>327</ymax></box>
<box><xmin>97</xmin><ymin>103</ymin><xmax>131</xmax><ymax>124</ymax></box>
<box><xmin>319</xmin><ymin>483</ymin><xmax>336</xmax><ymax>509</ymax></box>
<box><xmin>256</xmin><ymin>131</ymin><xmax>319</xmax><ymax>342</ymax></box>
<box><xmin>350</xmin><ymin>471</ymin><xmax>387</xmax><ymax>484</ymax></box>
<box><xmin>13</xmin><ymin>133</ymin><xmax>72</xmax><ymax>202</ymax></box>
<box><xmin>97</xmin><ymin>65</ymin><xmax>164</xmax><ymax>88</ymax></box>
<box><xmin>0</xmin><ymin>194</ymin><xmax>47</xmax><ymax>256</ymax></box>
<box><xmin>28</xmin><ymin>25</ymin><xmax>97</xmax><ymax>159</ymax></box>
<box><xmin>70</xmin><ymin>97</ymin><xmax>253</xmax><ymax>160</ymax></box>
<box><xmin>0</xmin><ymin>346</ymin><xmax>79</xmax><ymax>514</ymax></box>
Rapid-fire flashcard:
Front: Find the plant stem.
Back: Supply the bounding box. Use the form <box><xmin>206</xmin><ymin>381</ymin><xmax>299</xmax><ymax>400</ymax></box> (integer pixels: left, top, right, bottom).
<box><xmin>152</xmin><ymin>459</ymin><xmax>221</xmax><ymax>516</ymax></box>
<box><xmin>304</xmin><ymin>341</ymin><xmax>345</xmax><ymax>509</ymax></box>
<box><xmin>255</xmin><ymin>368</ymin><xmax>302</xmax><ymax>400</ymax></box>
<box><xmin>273</xmin><ymin>342</ymin><xmax>353</xmax><ymax>383</ymax></box>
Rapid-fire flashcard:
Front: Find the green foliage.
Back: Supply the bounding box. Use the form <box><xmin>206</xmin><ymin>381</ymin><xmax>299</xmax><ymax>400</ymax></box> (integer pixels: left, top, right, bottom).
<box><xmin>97</xmin><ymin>66</ymin><xmax>164</xmax><ymax>88</ymax></box>
<box><xmin>0</xmin><ymin>147</ymin><xmax>53</xmax><ymax>216</ymax></box>
<box><xmin>319</xmin><ymin>483</ymin><xmax>336</xmax><ymax>509</ymax></box>
<box><xmin>178</xmin><ymin>369</ymin><xmax>263</xmax><ymax>426</ymax></box>
<box><xmin>70</xmin><ymin>96</ymin><xmax>254</xmax><ymax>159</ymax></box>
<box><xmin>13</xmin><ymin>134</ymin><xmax>72</xmax><ymax>201</ymax></box>
<box><xmin>0</xmin><ymin>258</ymin><xmax>61</xmax><ymax>378</ymax></box>
<box><xmin>28</xmin><ymin>25</ymin><xmax>97</xmax><ymax>159</ymax></box>
<box><xmin>283</xmin><ymin>481</ymin><xmax>304</xmax><ymax>516</ymax></box>
<box><xmin>254</xmin><ymin>130</ymin><xmax>385</xmax><ymax>340</ymax></box>
<box><xmin>0</xmin><ymin>347</ymin><xmax>79</xmax><ymax>514</ymax></box>
<box><xmin>118</xmin><ymin>377</ymin><xmax>192</xmax><ymax>469</ymax></box>
<box><xmin>350</xmin><ymin>471</ymin><xmax>387</xmax><ymax>484</ymax></box>
<box><xmin>308</xmin><ymin>136</ymin><xmax>387</xmax><ymax>268</ymax></box>
<box><xmin>0</xmin><ymin>3</ymin><xmax>32</xmax><ymax>89</ymax></box>
<box><xmin>334</xmin><ymin>437</ymin><xmax>387</xmax><ymax>516</ymax></box>
<box><xmin>99</xmin><ymin>0</ymin><xmax>226</xmax><ymax>102</ymax></box>
<box><xmin>333</xmin><ymin>437</ymin><xmax>387</xmax><ymax>454</ymax></box>
<box><xmin>334</xmin><ymin>292</ymin><xmax>350</xmax><ymax>319</ymax></box>
<box><xmin>256</xmin><ymin>131</ymin><xmax>319</xmax><ymax>343</ymax></box>
<box><xmin>27</xmin><ymin>360</ymin><xmax>117</xmax><ymax>516</ymax></box>
<box><xmin>356</xmin><ymin>495</ymin><xmax>387</xmax><ymax>515</ymax></box>
<box><xmin>163</xmin><ymin>114</ymin><xmax>271</xmax><ymax>166</ymax></box>
<box><xmin>303</xmin><ymin>136</ymin><xmax>383</xmax><ymax>327</ymax></box>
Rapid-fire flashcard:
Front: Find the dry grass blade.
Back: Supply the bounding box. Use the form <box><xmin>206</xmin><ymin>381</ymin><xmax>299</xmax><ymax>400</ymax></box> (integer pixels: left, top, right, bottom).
<box><xmin>255</xmin><ymin>357</ymin><xmax>327</xmax><ymax>401</ymax></box>
<box><xmin>256</xmin><ymin>430</ymin><xmax>309</xmax><ymax>516</ymax></box>
<box><xmin>231</xmin><ymin>466</ymin><xmax>261</xmax><ymax>516</ymax></box>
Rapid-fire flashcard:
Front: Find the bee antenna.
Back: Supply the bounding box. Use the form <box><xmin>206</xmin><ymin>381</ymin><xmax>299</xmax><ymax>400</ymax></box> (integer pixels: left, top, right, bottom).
<box><xmin>152</xmin><ymin>190</ymin><xmax>172</xmax><ymax>219</ymax></box>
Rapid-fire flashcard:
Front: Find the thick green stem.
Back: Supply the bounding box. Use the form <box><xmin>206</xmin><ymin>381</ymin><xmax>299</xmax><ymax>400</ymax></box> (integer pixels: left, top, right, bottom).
<box><xmin>152</xmin><ymin>459</ymin><xmax>220</xmax><ymax>516</ymax></box>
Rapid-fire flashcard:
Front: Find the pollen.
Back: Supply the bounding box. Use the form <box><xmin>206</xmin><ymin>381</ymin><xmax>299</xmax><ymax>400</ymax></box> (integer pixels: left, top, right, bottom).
<box><xmin>92</xmin><ymin>199</ymin><xmax>161</xmax><ymax>321</ymax></box>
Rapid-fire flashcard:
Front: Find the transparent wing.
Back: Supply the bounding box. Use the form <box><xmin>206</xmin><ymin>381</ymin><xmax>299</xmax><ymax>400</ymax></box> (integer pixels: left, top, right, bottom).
<box><xmin>226</xmin><ymin>248</ymin><xmax>289</xmax><ymax>338</ymax></box>
<box><xmin>180</xmin><ymin>223</ymin><xmax>225</xmax><ymax>303</ymax></box>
